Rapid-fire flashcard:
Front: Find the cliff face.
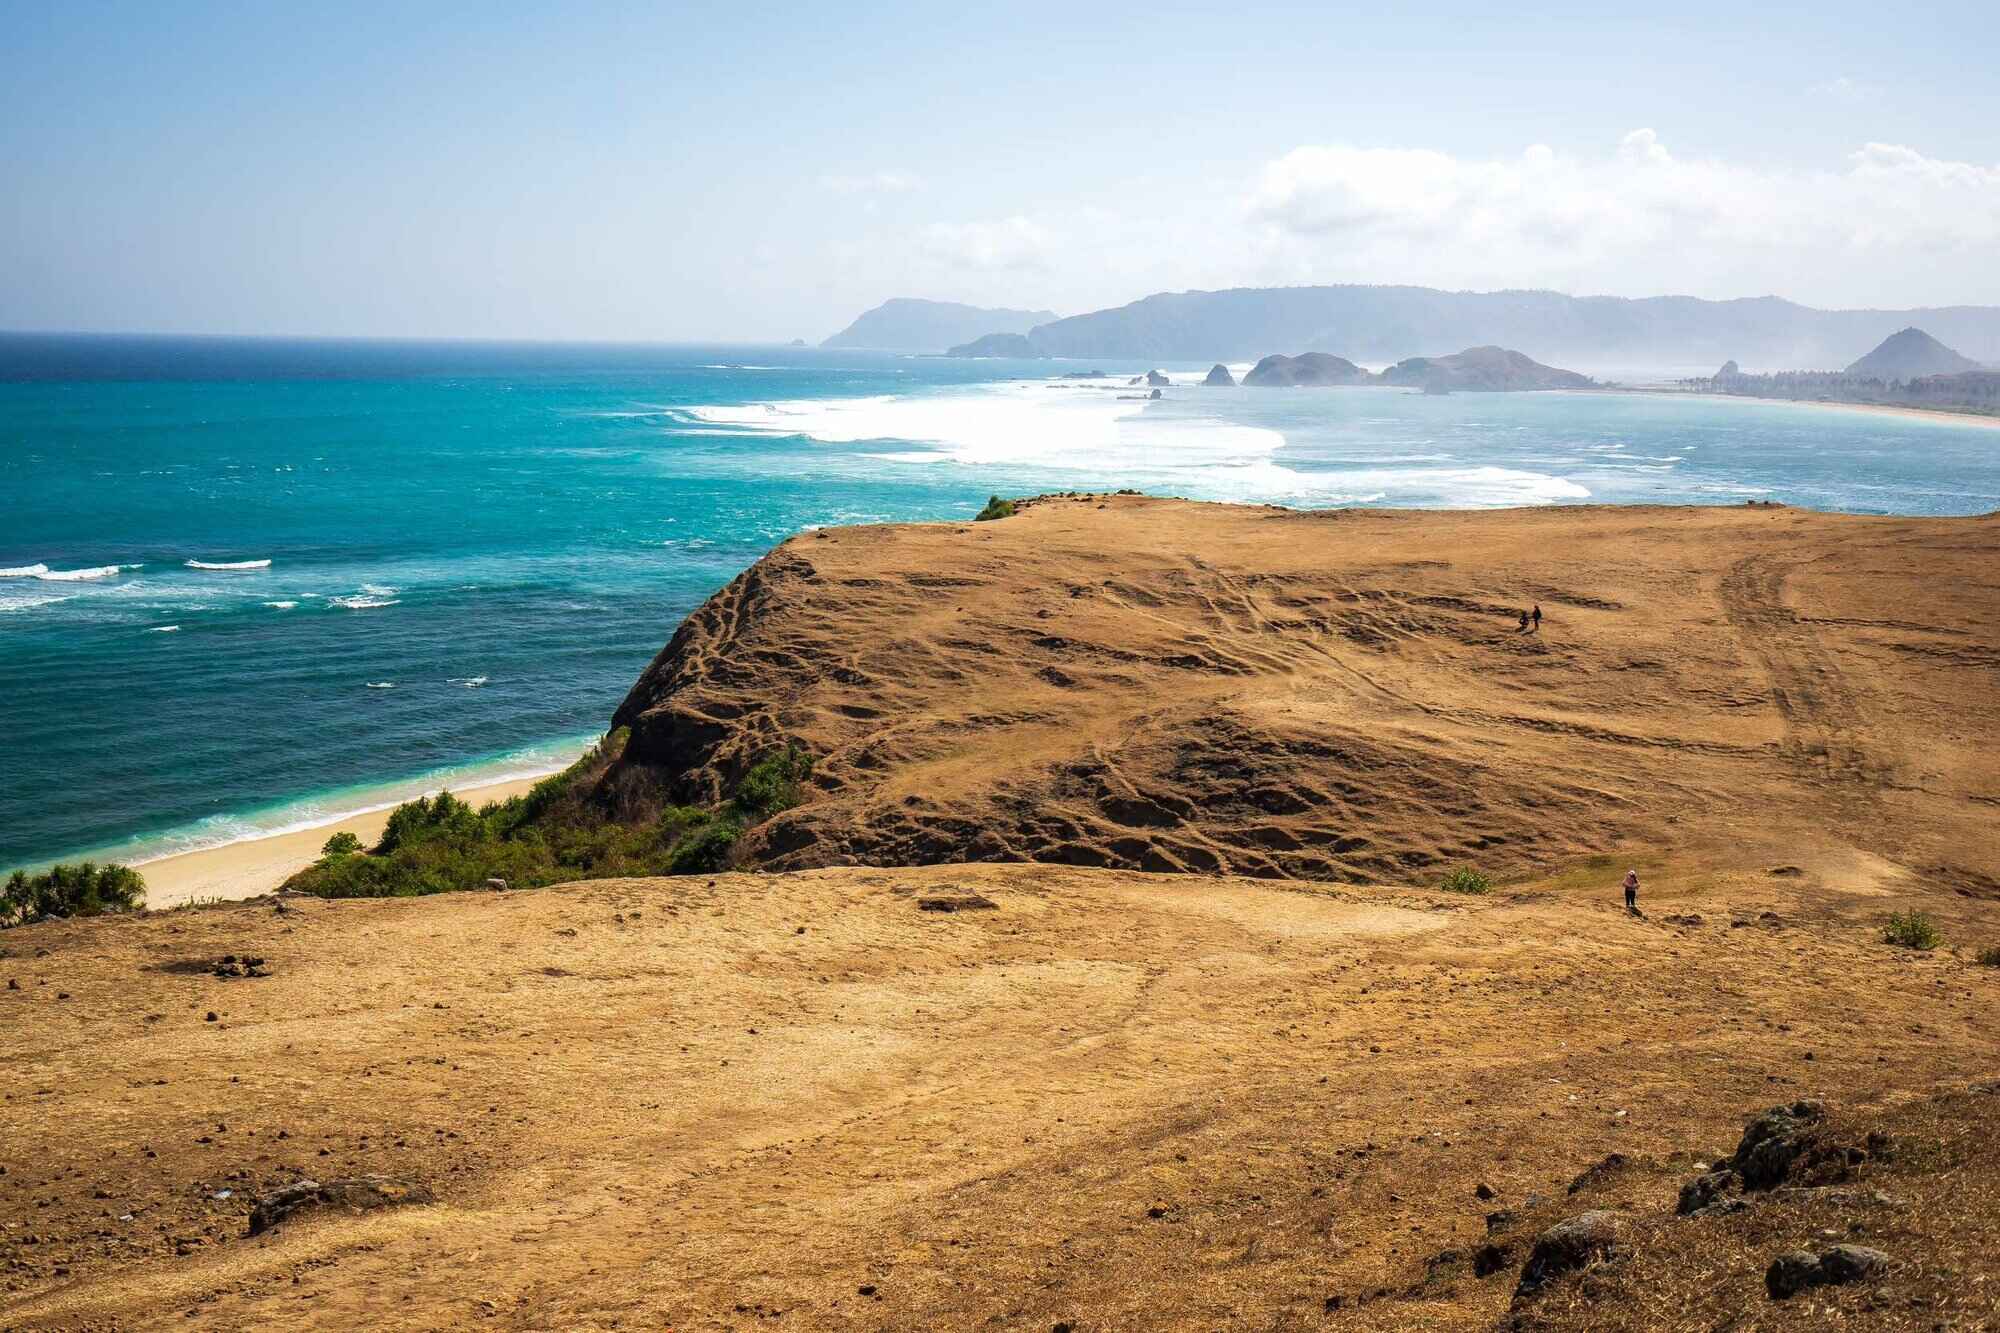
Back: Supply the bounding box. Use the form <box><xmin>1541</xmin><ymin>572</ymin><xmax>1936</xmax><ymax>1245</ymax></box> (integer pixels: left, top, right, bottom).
<box><xmin>598</xmin><ymin>495</ymin><xmax>2000</xmax><ymax>891</ymax></box>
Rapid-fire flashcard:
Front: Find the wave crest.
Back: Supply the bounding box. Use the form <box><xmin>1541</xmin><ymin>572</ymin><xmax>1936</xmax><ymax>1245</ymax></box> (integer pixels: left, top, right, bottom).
<box><xmin>186</xmin><ymin>558</ymin><xmax>272</xmax><ymax>571</ymax></box>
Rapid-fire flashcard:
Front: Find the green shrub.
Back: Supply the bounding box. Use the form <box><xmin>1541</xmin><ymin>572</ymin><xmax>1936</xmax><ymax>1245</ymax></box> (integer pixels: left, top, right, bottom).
<box><xmin>730</xmin><ymin>743</ymin><xmax>813</xmax><ymax>822</ymax></box>
<box><xmin>1883</xmin><ymin>910</ymin><xmax>1941</xmax><ymax>951</ymax></box>
<box><xmin>1439</xmin><ymin>866</ymin><xmax>1492</xmax><ymax>895</ymax></box>
<box><xmin>974</xmin><ymin>495</ymin><xmax>1015</xmax><ymax>521</ymax></box>
<box><xmin>2</xmin><ymin>862</ymin><xmax>145</xmax><ymax>928</ymax></box>
<box><xmin>666</xmin><ymin>815</ymin><xmax>742</xmax><ymax>875</ymax></box>
<box><xmin>321</xmin><ymin>831</ymin><xmax>362</xmax><ymax>857</ymax></box>
<box><xmin>1975</xmin><ymin>944</ymin><xmax>2000</xmax><ymax>967</ymax></box>
<box><xmin>280</xmin><ymin>731</ymin><xmax>795</xmax><ymax>900</ymax></box>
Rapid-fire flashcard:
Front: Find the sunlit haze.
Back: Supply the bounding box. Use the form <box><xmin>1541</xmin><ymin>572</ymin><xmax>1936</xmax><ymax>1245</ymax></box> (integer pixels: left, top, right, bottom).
<box><xmin>5</xmin><ymin>0</ymin><xmax>1998</xmax><ymax>341</ymax></box>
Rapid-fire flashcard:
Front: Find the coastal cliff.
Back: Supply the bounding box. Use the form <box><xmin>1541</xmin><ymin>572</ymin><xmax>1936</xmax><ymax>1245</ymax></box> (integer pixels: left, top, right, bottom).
<box><xmin>600</xmin><ymin>495</ymin><xmax>2000</xmax><ymax>892</ymax></box>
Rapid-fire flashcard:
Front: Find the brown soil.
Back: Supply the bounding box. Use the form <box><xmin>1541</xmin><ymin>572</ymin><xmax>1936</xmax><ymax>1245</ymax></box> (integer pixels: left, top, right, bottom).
<box><xmin>611</xmin><ymin>495</ymin><xmax>2000</xmax><ymax>892</ymax></box>
<box><xmin>6</xmin><ymin>497</ymin><xmax>1999</xmax><ymax>1330</ymax></box>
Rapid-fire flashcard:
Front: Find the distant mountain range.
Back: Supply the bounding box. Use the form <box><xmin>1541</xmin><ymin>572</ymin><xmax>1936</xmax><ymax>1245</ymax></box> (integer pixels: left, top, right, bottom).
<box><xmin>933</xmin><ymin>285</ymin><xmax>2000</xmax><ymax>370</ymax></box>
<box><xmin>821</xmin><ymin>298</ymin><xmax>1057</xmax><ymax>352</ymax></box>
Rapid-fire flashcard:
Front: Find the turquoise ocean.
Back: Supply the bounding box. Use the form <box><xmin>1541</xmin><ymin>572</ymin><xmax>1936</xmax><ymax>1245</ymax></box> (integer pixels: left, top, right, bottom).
<box><xmin>3</xmin><ymin>333</ymin><xmax>1996</xmax><ymax>872</ymax></box>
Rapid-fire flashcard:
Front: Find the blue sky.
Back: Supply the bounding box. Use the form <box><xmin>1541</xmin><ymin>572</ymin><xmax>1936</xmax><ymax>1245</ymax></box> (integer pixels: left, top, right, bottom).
<box><xmin>4</xmin><ymin>0</ymin><xmax>1997</xmax><ymax>340</ymax></box>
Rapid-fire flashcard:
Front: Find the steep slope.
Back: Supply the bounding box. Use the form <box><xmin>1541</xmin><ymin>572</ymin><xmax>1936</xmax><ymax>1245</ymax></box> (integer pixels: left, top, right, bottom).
<box><xmin>944</xmin><ymin>284</ymin><xmax>2000</xmax><ymax>367</ymax></box>
<box><xmin>605</xmin><ymin>496</ymin><xmax>2000</xmax><ymax>895</ymax></box>
<box><xmin>1845</xmin><ymin>326</ymin><xmax>1983</xmax><ymax>378</ymax></box>
<box><xmin>821</xmin><ymin>298</ymin><xmax>1056</xmax><ymax>351</ymax></box>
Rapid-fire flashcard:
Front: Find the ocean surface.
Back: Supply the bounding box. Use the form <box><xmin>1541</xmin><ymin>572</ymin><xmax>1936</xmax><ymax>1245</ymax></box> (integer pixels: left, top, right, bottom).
<box><xmin>4</xmin><ymin>333</ymin><xmax>1997</xmax><ymax>872</ymax></box>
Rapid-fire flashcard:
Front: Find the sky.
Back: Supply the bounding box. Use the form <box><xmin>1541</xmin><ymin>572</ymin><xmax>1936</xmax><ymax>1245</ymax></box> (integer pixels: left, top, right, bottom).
<box><xmin>4</xmin><ymin>0</ymin><xmax>1998</xmax><ymax>342</ymax></box>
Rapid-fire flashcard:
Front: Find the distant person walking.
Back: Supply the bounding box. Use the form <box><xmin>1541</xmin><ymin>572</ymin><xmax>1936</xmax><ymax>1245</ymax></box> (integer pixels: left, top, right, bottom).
<box><xmin>1518</xmin><ymin>609</ymin><xmax>1531</xmax><ymax>632</ymax></box>
<box><xmin>1622</xmin><ymin>869</ymin><xmax>1640</xmax><ymax>915</ymax></box>
<box><xmin>1531</xmin><ymin>604</ymin><xmax>1542</xmax><ymax>631</ymax></box>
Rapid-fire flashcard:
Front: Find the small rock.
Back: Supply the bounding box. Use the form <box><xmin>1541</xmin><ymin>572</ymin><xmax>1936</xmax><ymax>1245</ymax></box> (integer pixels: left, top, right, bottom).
<box><xmin>1677</xmin><ymin>1167</ymin><xmax>1736</xmax><ymax>1216</ymax></box>
<box><xmin>1474</xmin><ymin>1182</ymin><xmax>1497</xmax><ymax>1201</ymax></box>
<box><xmin>1766</xmin><ymin>1250</ymin><xmax>1821</xmax><ymax>1299</ymax></box>
<box><xmin>1817</xmin><ymin>1244</ymin><xmax>1890</xmax><ymax>1285</ymax></box>
<box><xmin>1566</xmin><ymin>1152</ymin><xmax>1627</xmax><ymax>1195</ymax></box>
<box><xmin>1473</xmin><ymin>1242</ymin><xmax>1512</xmax><ymax>1277</ymax></box>
<box><xmin>204</xmin><ymin>1012</ymin><xmax>218</xmax><ymax>1023</ymax></box>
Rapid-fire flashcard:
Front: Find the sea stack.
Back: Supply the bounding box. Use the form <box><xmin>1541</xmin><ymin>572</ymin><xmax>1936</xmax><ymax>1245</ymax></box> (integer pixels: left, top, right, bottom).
<box><xmin>1145</xmin><ymin>369</ymin><xmax>1170</xmax><ymax>387</ymax></box>
<box><xmin>1203</xmin><ymin>363</ymin><xmax>1236</xmax><ymax>386</ymax></box>
<box><xmin>1242</xmin><ymin>353</ymin><xmax>1371</xmax><ymax>387</ymax></box>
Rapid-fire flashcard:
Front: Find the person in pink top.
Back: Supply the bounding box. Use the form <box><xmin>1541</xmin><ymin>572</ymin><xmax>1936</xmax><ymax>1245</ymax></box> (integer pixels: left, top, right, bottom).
<box><xmin>1623</xmin><ymin>869</ymin><xmax>1640</xmax><ymax>914</ymax></box>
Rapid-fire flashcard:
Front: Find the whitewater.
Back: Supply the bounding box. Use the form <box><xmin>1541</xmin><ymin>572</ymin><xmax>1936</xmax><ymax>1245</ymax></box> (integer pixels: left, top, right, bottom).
<box><xmin>5</xmin><ymin>336</ymin><xmax>1998</xmax><ymax>872</ymax></box>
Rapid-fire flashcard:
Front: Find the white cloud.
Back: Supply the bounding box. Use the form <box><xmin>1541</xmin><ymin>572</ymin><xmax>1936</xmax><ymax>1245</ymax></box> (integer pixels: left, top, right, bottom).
<box><xmin>818</xmin><ymin>169</ymin><xmax>921</xmax><ymax>195</ymax></box>
<box><xmin>1244</xmin><ymin>132</ymin><xmax>2000</xmax><ymax>301</ymax></box>
<box><xmin>916</xmin><ymin>215</ymin><xmax>1058</xmax><ymax>272</ymax></box>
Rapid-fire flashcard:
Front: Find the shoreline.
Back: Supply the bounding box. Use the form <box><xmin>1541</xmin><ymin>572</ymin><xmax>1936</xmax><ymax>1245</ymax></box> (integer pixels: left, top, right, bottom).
<box><xmin>135</xmin><ymin>771</ymin><xmax>554</xmax><ymax>909</ymax></box>
<box><xmin>1610</xmin><ymin>386</ymin><xmax>2000</xmax><ymax>430</ymax></box>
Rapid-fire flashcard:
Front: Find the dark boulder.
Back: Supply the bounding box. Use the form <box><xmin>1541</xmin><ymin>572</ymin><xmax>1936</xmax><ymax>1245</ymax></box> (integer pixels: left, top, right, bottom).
<box><xmin>1766</xmin><ymin>1244</ymin><xmax>1889</xmax><ymax>1299</ymax></box>
<box><xmin>1733</xmin><ymin>1100</ymin><xmax>1826</xmax><ymax>1190</ymax></box>
<box><xmin>1818</xmin><ymin>1244</ymin><xmax>1890</xmax><ymax>1284</ymax></box>
<box><xmin>1145</xmin><ymin>369</ymin><xmax>1170</xmax><ymax>386</ymax></box>
<box><xmin>1765</xmin><ymin>1250</ymin><xmax>1822</xmax><ymax>1299</ymax></box>
<box><xmin>1676</xmin><ymin>1168</ymin><xmax>1736</xmax><ymax>1216</ymax></box>
<box><xmin>1202</xmin><ymin>363</ymin><xmax>1236</xmax><ymax>386</ymax></box>
<box><xmin>1515</xmin><ymin>1210</ymin><xmax>1626</xmax><ymax>1298</ymax></box>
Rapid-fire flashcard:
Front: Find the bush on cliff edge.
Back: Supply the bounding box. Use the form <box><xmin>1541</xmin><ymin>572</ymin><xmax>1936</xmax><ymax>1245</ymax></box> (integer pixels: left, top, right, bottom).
<box><xmin>283</xmin><ymin>730</ymin><xmax>810</xmax><ymax>899</ymax></box>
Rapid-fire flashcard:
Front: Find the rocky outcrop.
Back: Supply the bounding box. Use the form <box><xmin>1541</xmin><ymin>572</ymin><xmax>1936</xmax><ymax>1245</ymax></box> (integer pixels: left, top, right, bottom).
<box><xmin>1515</xmin><ymin>1210</ymin><xmax>1627</xmax><ymax>1298</ymax></box>
<box><xmin>1241</xmin><ymin>352</ymin><xmax>1371</xmax><ymax>387</ymax></box>
<box><xmin>1377</xmin><ymin>346</ymin><xmax>1593</xmax><ymax>391</ymax></box>
<box><xmin>1202</xmin><ymin>363</ymin><xmax>1236</xmax><ymax>386</ymax></box>
<box><xmin>947</xmin><ymin>331</ymin><xmax>1039</xmax><ymax>358</ymax></box>
<box><xmin>247</xmin><ymin>1176</ymin><xmax>434</xmax><ymax>1236</ymax></box>
<box><xmin>1145</xmin><ymin>369</ymin><xmax>1170</xmax><ymax>387</ymax></box>
<box><xmin>1766</xmin><ymin>1244</ymin><xmax>1890</xmax><ymax>1299</ymax></box>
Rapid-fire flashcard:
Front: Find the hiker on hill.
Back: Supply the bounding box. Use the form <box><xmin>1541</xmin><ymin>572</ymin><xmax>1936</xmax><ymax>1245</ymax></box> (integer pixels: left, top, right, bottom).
<box><xmin>1622</xmin><ymin>869</ymin><xmax>1640</xmax><ymax>915</ymax></box>
<box><xmin>1518</xmin><ymin>609</ymin><xmax>1531</xmax><ymax>632</ymax></box>
<box><xmin>1531</xmin><ymin>604</ymin><xmax>1542</xmax><ymax>631</ymax></box>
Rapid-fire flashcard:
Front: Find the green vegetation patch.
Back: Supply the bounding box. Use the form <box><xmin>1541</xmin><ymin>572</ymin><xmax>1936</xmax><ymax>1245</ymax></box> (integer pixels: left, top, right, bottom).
<box><xmin>283</xmin><ymin>729</ymin><xmax>812</xmax><ymax>900</ymax></box>
<box><xmin>2</xmin><ymin>861</ymin><xmax>145</xmax><ymax>928</ymax></box>
<box><xmin>1975</xmin><ymin>945</ymin><xmax>2000</xmax><ymax>968</ymax></box>
<box><xmin>973</xmin><ymin>495</ymin><xmax>1016</xmax><ymax>521</ymax></box>
<box><xmin>1439</xmin><ymin>866</ymin><xmax>1492</xmax><ymax>895</ymax></box>
<box><xmin>1882</xmin><ymin>910</ymin><xmax>1942</xmax><ymax>951</ymax></box>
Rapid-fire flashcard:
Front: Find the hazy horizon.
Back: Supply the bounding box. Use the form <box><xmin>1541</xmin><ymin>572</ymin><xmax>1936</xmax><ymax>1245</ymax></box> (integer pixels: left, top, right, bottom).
<box><xmin>5</xmin><ymin>1</ymin><xmax>1998</xmax><ymax>343</ymax></box>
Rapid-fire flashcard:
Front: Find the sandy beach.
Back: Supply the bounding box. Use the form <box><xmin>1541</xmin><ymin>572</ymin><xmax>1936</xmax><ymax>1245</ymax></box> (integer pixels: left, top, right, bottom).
<box><xmin>1618</xmin><ymin>386</ymin><xmax>2000</xmax><ymax>429</ymax></box>
<box><xmin>136</xmin><ymin>774</ymin><xmax>548</xmax><ymax>909</ymax></box>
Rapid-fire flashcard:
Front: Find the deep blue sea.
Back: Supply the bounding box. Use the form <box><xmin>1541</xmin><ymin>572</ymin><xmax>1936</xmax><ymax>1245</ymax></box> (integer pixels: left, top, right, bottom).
<box><xmin>3</xmin><ymin>333</ymin><xmax>1997</xmax><ymax>871</ymax></box>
